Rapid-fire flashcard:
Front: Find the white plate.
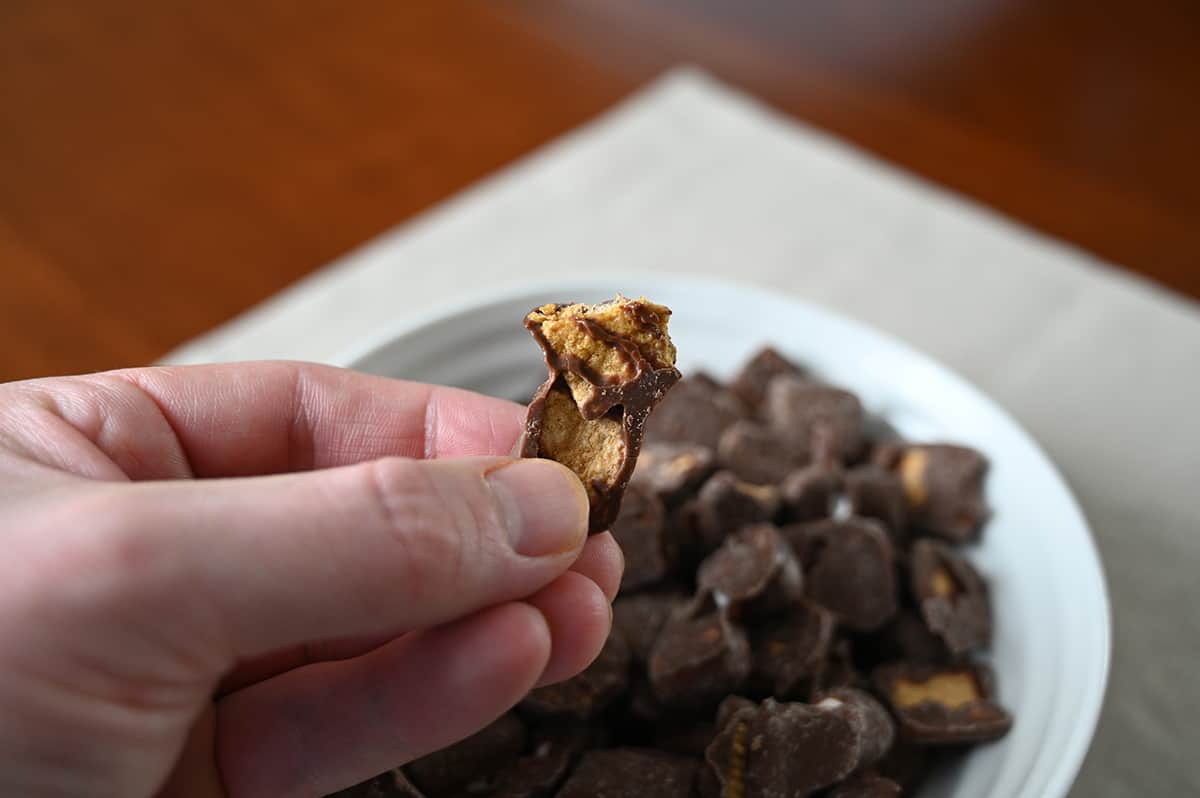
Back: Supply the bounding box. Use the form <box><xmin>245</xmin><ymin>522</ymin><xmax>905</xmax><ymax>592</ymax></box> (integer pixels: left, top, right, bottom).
<box><xmin>340</xmin><ymin>274</ymin><xmax>1110</xmax><ymax>798</ymax></box>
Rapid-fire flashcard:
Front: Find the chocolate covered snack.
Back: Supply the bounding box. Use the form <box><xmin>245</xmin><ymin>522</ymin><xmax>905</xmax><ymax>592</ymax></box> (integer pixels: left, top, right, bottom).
<box><xmin>520</xmin><ymin>296</ymin><xmax>681</xmax><ymax>532</ymax></box>
<box><xmin>327</xmin><ymin>345</ymin><xmax>1014</xmax><ymax>798</ymax></box>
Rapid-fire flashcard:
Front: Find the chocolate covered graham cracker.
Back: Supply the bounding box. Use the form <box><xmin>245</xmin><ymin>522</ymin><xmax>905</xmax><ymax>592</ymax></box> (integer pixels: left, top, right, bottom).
<box><xmin>520</xmin><ymin>296</ymin><xmax>681</xmax><ymax>532</ymax></box>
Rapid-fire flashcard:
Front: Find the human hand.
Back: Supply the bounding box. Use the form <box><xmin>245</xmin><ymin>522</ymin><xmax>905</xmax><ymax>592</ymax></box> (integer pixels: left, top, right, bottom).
<box><xmin>0</xmin><ymin>362</ymin><xmax>622</xmax><ymax>797</ymax></box>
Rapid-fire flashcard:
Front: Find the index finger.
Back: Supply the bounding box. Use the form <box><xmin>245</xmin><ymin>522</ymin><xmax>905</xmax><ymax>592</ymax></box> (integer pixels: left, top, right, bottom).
<box><xmin>28</xmin><ymin>361</ymin><xmax>525</xmax><ymax>478</ymax></box>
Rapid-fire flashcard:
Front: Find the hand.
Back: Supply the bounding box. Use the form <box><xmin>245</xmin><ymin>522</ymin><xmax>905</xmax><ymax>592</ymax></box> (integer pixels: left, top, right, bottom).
<box><xmin>0</xmin><ymin>362</ymin><xmax>622</xmax><ymax>797</ymax></box>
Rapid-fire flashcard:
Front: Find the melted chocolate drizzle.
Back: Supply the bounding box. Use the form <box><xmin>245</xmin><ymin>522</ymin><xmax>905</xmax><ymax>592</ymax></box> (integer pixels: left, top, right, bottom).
<box><xmin>520</xmin><ymin>300</ymin><xmax>681</xmax><ymax>532</ymax></box>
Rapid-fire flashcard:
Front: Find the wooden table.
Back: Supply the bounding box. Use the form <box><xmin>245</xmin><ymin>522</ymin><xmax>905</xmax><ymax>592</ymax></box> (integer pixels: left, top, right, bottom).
<box><xmin>3</xmin><ymin>1</ymin><xmax>1198</xmax><ymax>383</ymax></box>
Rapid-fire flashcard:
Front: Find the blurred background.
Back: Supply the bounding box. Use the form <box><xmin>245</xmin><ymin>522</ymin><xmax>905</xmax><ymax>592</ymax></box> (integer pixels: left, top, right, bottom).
<box><xmin>1</xmin><ymin>0</ymin><xmax>1198</xmax><ymax>383</ymax></box>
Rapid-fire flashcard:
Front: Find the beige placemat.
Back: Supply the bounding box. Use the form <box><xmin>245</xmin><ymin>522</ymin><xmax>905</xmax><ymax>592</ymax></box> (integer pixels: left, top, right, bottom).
<box><xmin>164</xmin><ymin>67</ymin><xmax>1200</xmax><ymax>796</ymax></box>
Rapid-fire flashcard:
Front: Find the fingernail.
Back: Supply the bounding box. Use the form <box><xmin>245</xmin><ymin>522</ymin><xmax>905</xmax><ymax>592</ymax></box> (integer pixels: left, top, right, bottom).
<box><xmin>487</xmin><ymin>459</ymin><xmax>588</xmax><ymax>557</ymax></box>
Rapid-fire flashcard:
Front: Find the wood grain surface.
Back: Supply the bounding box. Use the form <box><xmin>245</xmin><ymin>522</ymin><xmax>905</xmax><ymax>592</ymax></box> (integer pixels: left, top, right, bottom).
<box><xmin>2</xmin><ymin>1</ymin><xmax>1197</xmax><ymax>382</ymax></box>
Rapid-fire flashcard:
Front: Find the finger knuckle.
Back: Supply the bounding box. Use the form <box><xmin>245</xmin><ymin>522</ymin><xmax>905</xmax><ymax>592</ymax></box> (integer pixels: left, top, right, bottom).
<box><xmin>363</xmin><ymin>458</ymin><xmax>498</xmax><ymax>611</ymax></box>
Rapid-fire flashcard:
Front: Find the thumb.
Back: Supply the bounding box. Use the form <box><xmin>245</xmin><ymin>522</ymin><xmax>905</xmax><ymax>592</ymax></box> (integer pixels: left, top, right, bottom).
<box><xmin>50</xmin><ymin>456</ymin><xmax>590</xmax><ymax>668</ymax></box>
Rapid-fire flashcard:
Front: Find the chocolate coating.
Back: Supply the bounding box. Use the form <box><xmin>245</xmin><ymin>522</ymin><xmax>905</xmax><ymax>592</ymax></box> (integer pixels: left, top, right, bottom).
<box><xmin>748</xmin><ymin>600</ymin><xmax>836</xmax><ymax>699</ymax></box>
<box><xmin>786</xmin><ymin>518</ymin><xmax>898</xmax><ymax>632</ymax></box>
<box><xmin>873</xmin><ymin>661</ymin><xmax>1012</xmax><ymax>744</ymax></box>
<box><xmin>556</xmin><ymin>749</ymin><xmax>699</xmax><ymax>798</ymax></box>
<box><xmin>521</xmin><ymin>630</ymin><xmax>631</xmax><ymax>720</ymax></box>
<box><xmin>610</xmin><ymin>482</ymin><xmax>675</xmax><ymax>592</ymax></box>
<box><xmin>521</xmin><ymin>297</ymin><xmax>681</xmax><ymax>532</ymax></box>
<box><xmin>696</xmin><ymin>523</ymin><xmax>803</xmax><ymax>620</ymax></box>
<box><xmin>895</xmin><ymin>444</ymin><xmax>989</xmax><ymax>542</ymax></box>
<box><xmin>406</xmin><ymin>712</ymin><xmax>525</xmax><ymax>796</ymax></box>
<box><xmin>705</xmin><ymin>698</ymin><xmax>868</xmax><ymax>798</ymax></box>
<box><xmin>910</xmin><ymin>538</ymin><xmax>992</xmax><ymax>655</ymax></box>
<box><xmin>729</xmin><ymin>347</ymin><xmax>807</xmax><ymax>410</ymax></box>
<box><xmin>649</xmin><ymin>611</ymin><xmax>752</xmax><ymax>709</ymax></box>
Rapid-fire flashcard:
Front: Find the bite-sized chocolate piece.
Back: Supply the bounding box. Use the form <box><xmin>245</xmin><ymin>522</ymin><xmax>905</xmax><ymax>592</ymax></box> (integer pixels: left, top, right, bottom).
<box><xmin>827</xmin><ymin>773</ymin><xmax>903</xmax><ymax>797</ymax></box>
<box><xmin>749</xmin><ymin>600</ymin><xmax>836</xmax><ymax>699</ymax></box>
<box><xmin>786</xmin><ymin>518</ymin><xmax>897</xmax><ymax>632</ymax></box>
<box><xmin>813</xmin><ymin>687</ymin><xmax>896</xmax><ymax>769</ymax></box>
<box><xmin>521</xmin><ymin>296</ymin><xmax>682</xmax><ymax>532</ymax></box>
<box><xmin>715</xmin><ymin>694</ymin><xmax>757</xmax><ymax>729</ymax></box>
<box><xmin>869</xmin><ymin>440</ymin><xmax>905</xmax><ymax>470</ymax></box>
<box><xmin>406</xmin><ymin>712</ymin><xmax>525</xmax><ymax>796</ymax></box>
<box><xmin>613</xmin><ymin>590</ymin><xmax>685</xmax><ymax>664</ymax></box>
<box><xmin>696</xmin><ymin>524</ymin><xmax>803</xmax><ymax>619</ymax></box>
<box><xmin>764</xmin><ymin>376</ymin><xmax>864</xmax><ymax>463</ymax></box>
<box><xmin>644</xmin><ymin>375</ymin><xmax>747</xmax><ymax>450</ymax></box>
<box><xmin>521</xmin><ymin>631</ymin><xmax>631</xmax><ymax>720</ymax></box>
<box><xmin>694</xmin><ymin>765</ymin><xmax>723</xmax><ymax>798</ymax></box>
<box><xmin>910</xmin><ymin>539</ymin><xmax>992</xmax><ymax>655</ymax></box>
<box><xmin>875</xmin><ymin>741</ymin><xmax>934</xmax><ymax>792</ymax></box>
<box><xmin>679</xmin><ymin>470</ymin><xmax>782</xmax><ymax>556</ymax></box>
<box><xmin>627</xmin><ymin>670</ymin><xmax>669</xmax><ymax>723</ymax></box>
<box><xmin>327</xmin><ymin>769</ymin><xmax>426</xmax><ymax>798</ymax></box>
<box><xmin>717</xmin><ymin>419</ymin><xmax>805</xmax><ymax>485</ymax></box>
<box><xmin>860</xmin><ymin>609</ymin><xmax>951</xmax><ymax>668</ymax></box>
<box><xmin>556</xmin><ymin>749</ymin><xmax>699</xmax><ymax>798</ymax></box>
<box><xmin>729</xmin><ymin>347</ymin><xmax>807</xmax><ymax>410</ymax></box>
<box><xmin>895</xmin><ymin>444</ymin><xmax>989</xmax><ymax>542</ymax></box>
<box><xmin>817</xmin><ymin>637</ymin><xmax>864</xmax><ymax>693</ymax></box>
<box><xmin>633</xmin><ymin>442</ymin><xmax>717</xmax><ymax>504</ymax></box>
<box><xmin>705</xmin><ymin>696</ymin><xmax>881</xmax><ymax>798</ymax></box>
<box><xmin>780</xmin><ymin>461</ymin><xmax>842</xmax><ymax>522</ymax></box>
<box><xmin>649</xmin><ymin>611</ymin><xmax>752</xmax><ymax>708</ymax></box>
<box><xmin>609</xmin><ymin>483</ymin><xmax>675</xmax><ymax>592</ymax></box>
<box><xmin>873</xmin><ymin>662</ymin><xmax>1012</xmax><ymax>744</ymax></box>
<box><xmin>845</xmin><ymin>465</ymin><xmax>907</xmax><ymax>542</ymax></box>
<box><xmin>488</xmin><ymin>724</ymin><xmax>592</xmax><ymax>798</ymax></box>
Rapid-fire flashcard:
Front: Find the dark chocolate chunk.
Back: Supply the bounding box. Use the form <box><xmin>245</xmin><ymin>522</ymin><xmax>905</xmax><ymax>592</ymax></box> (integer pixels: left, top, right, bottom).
<box><xmin>873</xmin><ymin>661</ymin><xmax>1012</xmax><ymax>744</ymax></box>
<box><xmin>406</xmin><ymin>712</ymin><xmax>525</xmax><ymax>796</ymax></box>
<box><xmin>326</xmin><ymin>769</ymin><xmax>426</xmax><ymax>798</ymax></box>
<box><xmin>488</xmin><ymin>724</ymin><xmax>592</xmax><ymax>798</ymax></box>
<box><xmin>521</xmin><ymin>631</ymin><xmax>631</xmax><ymax>720</ymax></box>
<box><xmin>715</xmin><ymin>694</ymin><xmax>757</xmax><ymax>729</ymax></box>
<box><xmin>717</xmin><ymin>419</ymin><xmax>805</xmax><ymax>485</ymax></box>
<box><xmin>633</xmin><ymin>441</ymin><xmax>717</xmax><ymax>504</ymax></box>
<box><xmin>696</xmin><ymin>524</ymin><xmax>803</xmax><ymax>620</ymax></box>
<box><xmin>875</xmin><ymin>741</ymin><xmax>934</xmax><ymax>792</ymax></box>
<box><xmin>827</xmin><ymin>773</ymin><xmax>903</xmax><ymax>797</ymax></box>
<box><xmin>786</xmin><ymin>518</ymin><xmax>898</xmax><ymax>632</ymax></box>
<box><xmin>521</xmin><ymin>297</ymin><xmax>682</xmax><ymax>532</ymax></box>
<box><xmin>780</xmin><ymin>461</ymin><xmax>842</xmax><ymax>522</ymax></box>
<box><xmin>869</xmin><ymin>440</ymin><xmax>905</xmax><ymax>470</ymax></box>
<box><xmin>813</xmin><ymin>687</ymin><xmax>895</xmax><ymax>769</ymax></box>
<box><xmin>613</xmin><ymin>591</ymin><xmax>686</xmax><ymax>665</ymax></box>
<box><xmin>678</xmin><ymin>470</ymin><xmax>782</xmax><ymax>557</ymax></box>
<box><xmin>555</xmin><ymin>749</ymin><xmax>699</xmax><ymax>798</ymax></box>
<box><xmin>764</xmin><ymin>376</ymin><xmax>864</xmax><ymax>463</ymax></box>
<box><xmin>694</xmin><ymin>764</ymin><xmax>724</xmax><ymax>798</ymax></box>
<box><xmin>845</xmin><ymin>465</ymin><xmax>907</xmax><ymax>542</ymax></box>
<box><xmin>609</xmin><ymin>482</ymin><xmax>675</xmax><ymax>592</ymax></box>
<box><xmin>748</xmin><ymin>600</ymin><xmax>836</xmax><ymax>699</ymax></box>
<box><xmin>860</xmin><ymin>609</ymin><xmax>951</xmax><ymax>668</ymax></box>
<box><xmin>910</xmin><ymin>538</ymin><xmax>992</xmax><ymax>655</ymax></box>
<box><xmin>816</xmin><ymin>636</ymin><xmax>864</xmax><ymax>693</ymax></box>
<box><xmin>627</xmin><ymin>670</ymin><xmax>669</xmax><ymax>723</ymax></box>
<box><xmin>729</xmin><ymin>347</ymin><xmax>807</xmax><ymax>410</ymax></box>
<box><xmin>895</xmin><ymin>444</ymin><xmax>989</xmax><ymax>542</ymax></box>
<box><xmin>649</xmin><ymin>612</ymin><xmax>751</xmax><ymax>708</ymax></box>
<box><xmin>644</xmin><ymin>376</ymin><xmax>747</xmax><ymax>449</ymax></box>
<box><xmin>705</xmin><ymin>697</ymin><xmax>878</xmax><ymax>798</ymax></box>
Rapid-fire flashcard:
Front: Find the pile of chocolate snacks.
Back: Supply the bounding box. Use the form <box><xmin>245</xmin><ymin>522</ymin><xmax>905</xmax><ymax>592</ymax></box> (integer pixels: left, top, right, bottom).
<box><xmin>334</xmin><ymin>348</ymin><xmax>1012</xmax><ymax>798</ymax></box>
